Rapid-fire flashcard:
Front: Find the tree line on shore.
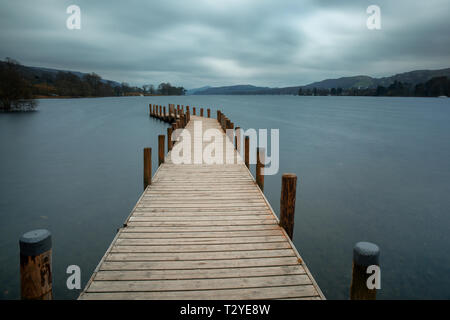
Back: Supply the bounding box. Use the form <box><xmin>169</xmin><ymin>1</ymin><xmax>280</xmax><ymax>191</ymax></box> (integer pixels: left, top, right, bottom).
<box><xmin>298</xmin><ymin>77</ymin><xmax>450</xmax><ymax>97</ymax></box>
<box><xmin>0</xmin><ymin>58</ymin><xmax>186</xmax><ymax>111</ymax></box>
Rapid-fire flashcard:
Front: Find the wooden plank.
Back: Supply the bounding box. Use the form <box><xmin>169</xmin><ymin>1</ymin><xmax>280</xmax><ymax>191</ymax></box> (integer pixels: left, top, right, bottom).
<box><xmin>80</xmin><ymin>285</ymin><xmax>319</xmax><ymax>300</ymax></box>
<box><xmin>115</xmin><ymin>236</ymin><xmax>288</xmax><ymax>245</ymax></box>
<box><xmin>87</xmin><ymin>274</ymin><xmax>311</xmax><ymax>292</ymax></box>
<box><xmin>111</xmin><ymin>242</ymin><xmax>291</xmax><ymax>253</ymax></box>
<box><xmin>94</xmin><ymin>265</ymin><xmax>305</xmax><ymax>280</ymax></box>
<box><xmin>106</xmin><ymin>249</ymin><xmax>295</xmax><ymax>261</ymax></box>
<box><xmin>119</xmin><ymin>230</ymin><xmax>284</xmax><ymax>238</ymax></box>
<box><xmin>99</xmin><ymin>257</ymin><xmax>301</xmax><ymax>271</ymax></box>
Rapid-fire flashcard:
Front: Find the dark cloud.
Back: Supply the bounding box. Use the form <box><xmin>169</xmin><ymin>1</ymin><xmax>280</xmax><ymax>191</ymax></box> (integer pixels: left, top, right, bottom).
<box><xmin>0</xmin><ymin>0</ymin><xmax>448</xmax><ymax>88</ymax></box>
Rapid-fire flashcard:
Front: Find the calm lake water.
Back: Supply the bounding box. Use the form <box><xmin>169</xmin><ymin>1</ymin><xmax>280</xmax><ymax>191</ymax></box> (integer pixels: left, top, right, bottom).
<box><xmin>0</xmin><ymin>95</ymin><xmax>449</xmax><ymax>300</ymax></box>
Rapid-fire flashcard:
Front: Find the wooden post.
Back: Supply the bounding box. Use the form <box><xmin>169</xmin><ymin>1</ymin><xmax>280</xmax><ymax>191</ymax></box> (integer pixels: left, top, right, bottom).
<box><xmin>279</xmin><ymin>174</ymin><xmax>297</xmax><ymax>239</ymax></box>
<box><xmin>163</xmin><ymin>106</ymin><xmax>167</xmax><ymax>121</ymax></box>
<box><xmin>158</xmin><ymin>135</ymin><xmax>165</xmax><ymax>166</ymax></box>
<box><xmin>217</xmin><ymin>110</ymin><xmax>221</xmax><ymax>120</ymax></box>
<box><xmin>143</xmin><ymin>147</ymin><xmax>152</xmax><ymax>189</ymax></box>
<box><xmin>207</xmin><ymin>108</ymin><xmax>211</xmax><ymax>118</ymax></box>
<box><xmin>350</xmin><ymin>242</ymin><xmax>380</xmax><ymax>300</ymax></box>
<box><xmin>245</xmin><ymin>136</ymin><xmax>250</xmax><ymax>168</ymax></box>
<box><xmin>256</xmin><ymin>147</ymin><xmax>265</xmax><ymax>191</ymax></box>
<box><xmin>193</xmin><ymin>107</ymin><xmax>196</xmax><ymax>115</ymax></box>
<box><xmin>167</xmin><ymin>127</ymin><xmax>173</xmax><ymax>151</ymax></box>
<box><xmin>19</xmin><ymin>229</ymin><xmax>52</xmax><ymax>300</ymax></box>
<box><xmin>200</xmin><ymin>108</ymin><xmax>204</xmax><ymax>117</ymax></box>
<box><xmin>186</xmin><ymin>106</ymin><xmax>190</xmax><ymax>113</ymax></box>
<box><xmin>235</xmin><ymin>127</ymin><xmax>241</xmax><ymax>151</ymax></box>
<box><xmin>171</xmin><ymin>123</ymin><xmax>178</xmax><ymax>145</ymax></box>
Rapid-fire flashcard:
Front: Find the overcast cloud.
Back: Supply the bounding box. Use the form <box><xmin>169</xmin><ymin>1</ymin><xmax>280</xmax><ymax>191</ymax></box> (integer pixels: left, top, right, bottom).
<box><xmin>0</xmin><ymin>0</ymin><xmax>449</xmax><ymax>88</ymax></box>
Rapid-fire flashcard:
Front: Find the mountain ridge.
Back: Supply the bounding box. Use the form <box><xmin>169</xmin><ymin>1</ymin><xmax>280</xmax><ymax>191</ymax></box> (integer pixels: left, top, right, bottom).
<box><xmin>190</xmin><ymin>68</ymin><xmax>450</xmax><ymax>95</ymax></box>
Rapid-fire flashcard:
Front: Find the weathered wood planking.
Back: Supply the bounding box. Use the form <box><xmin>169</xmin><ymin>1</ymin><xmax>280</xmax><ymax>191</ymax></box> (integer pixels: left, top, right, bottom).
<box><xmin>79</xmin><ymin>115</ymin><xmax>324</xmax><ymax>300</ymax></box>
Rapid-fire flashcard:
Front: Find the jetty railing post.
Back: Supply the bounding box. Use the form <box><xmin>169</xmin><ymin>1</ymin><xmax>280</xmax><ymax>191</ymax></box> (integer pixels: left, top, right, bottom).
<box><xmin>256</xmin><ymin>147</ymin><xmax>265</xmax><ymax>191</ymax></box>
<box><xmin>163</xmin><ymin>106</ymin><xmax>167</xmax><ymax>121</ymax></box>
<box><xmin>200</xmin><ymin>108</ymin><xmax>204</xmax><ymax>117</ymax></box>
<box><xmin>235</xmin><ymin>127</ymin><xmax>241</xmax><ymax>152</ymax></box>
<box><xmin>144</xmin><ymin>147</ymin><xmax>152</xmax><ymax>189</ymax></box>
<box><xmin>167</xmin><ymin>127</ymin><xmax>173</xmax><ymax>151</ymax></box>
<box><xmin>19</xmin><ymin>229</ymin><xmax>53</xmax><ymax>300</ymax></box>
<box><xmin>279</xmin><ymin>174</ymin><xmax>297</xmax><ymax>239</ymax></box>
<box><xmin>193</xmin><ymin>107</ymin><xmax>196</xmax><ymax>115</ymax></box>
<box><xmin>207</xmin><ymin>108</ymin><xmax>211</xmax><ymax>118</ymax></box>
<box><xmin>158</xmin><ymin>135</ymin><xmax>165</xmax><ymax>166</ymax></box>
<box><xmin>245</xmin><ymin>136</ymin><xmax>250</xmax><ymax>168</ymax></box>
<box><xmin>350</xmin><ymin>242</ymin><xmax>380</xmax><ymax>300</ymax></box>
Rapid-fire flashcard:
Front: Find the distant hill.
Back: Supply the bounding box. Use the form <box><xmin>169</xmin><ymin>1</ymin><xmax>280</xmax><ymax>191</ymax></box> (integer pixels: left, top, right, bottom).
<box><xmin>194</xmin><ymin>84</ymin><xmax>271</xmax><ymax>95</ymax></box>
<box><xmin>0</xmin><ymin>61</ymin><xmax>121</xmax><ymax>87</ymax></box>
<box><xmin>185</xmin><ymin>86</ymin><xmax>212</xmax><ymax>95</ymax></box>
<box><xmin>192</xmin><ymin>68</ymin><xmax>450</xmax><ymax>94</ymax></box>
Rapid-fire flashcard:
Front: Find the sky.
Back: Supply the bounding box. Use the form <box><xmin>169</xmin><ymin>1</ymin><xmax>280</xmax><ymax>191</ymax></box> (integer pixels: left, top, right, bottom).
<box><xmin>0</xmin><ymin>0</ymin><xmax>449</xmax><ymax>89</ymax></box>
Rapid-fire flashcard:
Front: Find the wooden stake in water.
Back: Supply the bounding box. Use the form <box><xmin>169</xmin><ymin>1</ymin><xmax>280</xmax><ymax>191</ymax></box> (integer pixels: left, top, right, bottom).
<box><xmin>279</xmin><ymin>174</ymin><xmax>297</xmax><ymax>240</ymax></box>
<box><xmin>19</xmin><ymin>229</ymin><xmax>53</xmax><ymax>300</ymax></box>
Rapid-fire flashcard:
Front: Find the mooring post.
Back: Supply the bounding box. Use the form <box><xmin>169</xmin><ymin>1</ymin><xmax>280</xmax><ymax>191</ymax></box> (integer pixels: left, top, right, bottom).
<box><xmin>144</xmin><ymin>147</ymin><xmax>152</xmax><ymax>189</ymax></box>
<box><xmin>158</xmin><ymin>135</ymin><xmax>165</xmax><ymax>166</ymax></box>
<box><xmin>256</xmin><ymin>147</ymin><xmax>265</xmax><ymax>191</ymax></box>
<box><xmin>245</xmin><ymin>136</ymin><xmax>250</xmax><ymax>168</ymax></box>
<box><xmin>207</xmin><ymin>108</ymin><xmax>211</xmax><ymax>118</ymax></box>
<box><xmin>279</xmin><ymin>174</ymin><xmax>297</xmax><ymax>240</ymax></box>
<box><xmin>163</xmin><ymin>106</ymin><xmax>167</xmax><ymax>121</ymax></box>
<box><xmin>193</xmin><ymin>107</ymin><xmax>196</xmax><ymax>115</ymax></box>
<box><xmin>186</xmin><ymin>106</ymin><xmax>190</xmax><ymax>113</ymax></box>
<box><xmin>200</xmin><ymin>108</ymin><xmax>204</xmax><ymax>117</ymax></box>
<box><xmin>167</xmin><ymin>127</ymin><xmax>173</xmax><ymax>151</ymax></box>
<box><xmin>19</xmin><ymin>229</ymin><xmax>53</xmax><ymax>300</ymax></box>
<box><xmin>350</xmin><ymin>242</ymin><xmax>380</xmax><ymax>300</ymax></box>
<box><xmin>171</xmin><ymin>123</ymin><xmax>177</xmax><ymax>145</ymax></box>
<box><xmin>235</xmin><ymin>127</ymin><xmax>241</xmax><ymax>151</ymax></box>
<box><xmin>217</xmin><ymin>110</ymin><xmax>221</xmax><ymax>120</ymax></box>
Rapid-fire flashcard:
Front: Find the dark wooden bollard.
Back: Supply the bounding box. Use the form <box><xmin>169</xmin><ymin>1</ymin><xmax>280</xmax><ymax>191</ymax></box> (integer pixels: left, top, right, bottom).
<box><xmin>167</xmin><ymin>127</ymin><xmax>173</xmax><ymax>151</ymax></box>
<box><xmin>186</xmin><ymin>106</ymin><xmax>190</xmax><ymax>113</ymax></box>
<box><xmin>256</xmin><ymin>147</ymin><xmax>265</xmax><ymax>191</ymax></box>
<box><xmin>158</xmin><ymin>135</ymin><xmax>165</xmax><ymax>166</ymax></box>
<box><xmin>350</xmin><ymin>242</ymin><xmax>380</xmax><ymax>300</ymax></box>
<box><xmin>217</xmin><ymin>110</ymin><xmax>221</xmax><ymax>120</ymax></box>
<box><xmin>193</xmin><ymin>107</ymin><xmax>196</xmax><ymax>115</ymax></box>
<box><xmin>279</xmin><ymin>174</ymin><xmax>297</xmax><ymax>240</ymax></box>
<box><xmin>235</xmin><ymin>126</ymin><xmax>240</xmax><ymax>150</ymax></box>
<box><xmin>245</xmin><ymin>136</ymin><xmax>250</xmax><ymax>168</ymax></box>
<box><xmin>200</xmin><ymin>108</ymin><xmax>204</xmax><ymax>117</ymax></box>
<box><xmin>144</xmin><ymin>147</ymin><xmax>152</xmax><ymax>189</ymax></box>
<box><xmin>19</xmin><ymin>229</ymin><xmax>52</xmax><ymax>300</ymax></box>
<box><xmin>163</xmin><ymin>106</ymin><xmax>167</xmax><ymax>120</ymax></box>
<box><xmin>207</xmin><ymin>109</ymin><xmax>211</xmax><ymax>118</ymax></box>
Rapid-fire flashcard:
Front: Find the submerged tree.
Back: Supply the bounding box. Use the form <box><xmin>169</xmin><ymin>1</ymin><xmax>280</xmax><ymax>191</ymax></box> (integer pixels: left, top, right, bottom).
<box><xmin>0</xmin><ymin>58</ymin><xmax>37</xmax><ymax>111</ymax></box>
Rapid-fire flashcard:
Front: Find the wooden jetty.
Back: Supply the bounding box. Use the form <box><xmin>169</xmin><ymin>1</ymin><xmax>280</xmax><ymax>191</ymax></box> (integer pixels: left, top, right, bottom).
<box><xmin>79</xmin><ymin>104</ymin><xmax>325</xmax><ymax>300</ymax></box>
